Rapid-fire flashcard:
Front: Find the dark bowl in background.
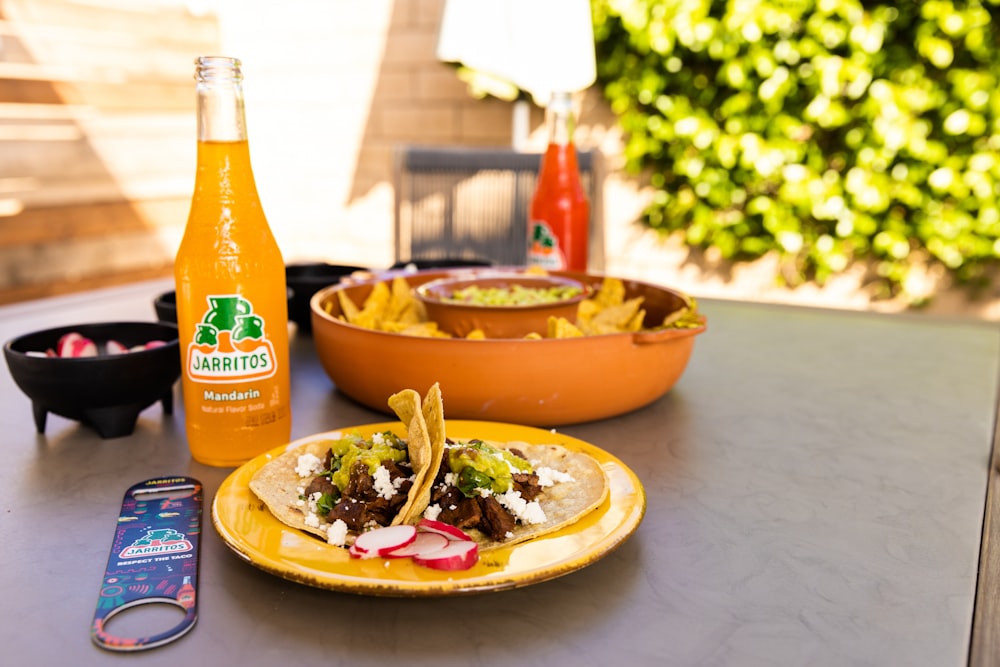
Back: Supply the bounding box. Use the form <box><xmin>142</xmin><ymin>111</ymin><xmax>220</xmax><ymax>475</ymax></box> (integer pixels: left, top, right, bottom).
<box><xmin>285</xmin><ymin>263</ymin><xmax>369</xmax><ymax>332</ymax></box>
<box><xmin>153</xmin><ymin>290</ymin><xmax>178</xmax><ymax>323</ymax></box>
<box><xmin>3</xmin><ymin>321</ymin><xmax>181</xmax><ymax>439</ymax></box>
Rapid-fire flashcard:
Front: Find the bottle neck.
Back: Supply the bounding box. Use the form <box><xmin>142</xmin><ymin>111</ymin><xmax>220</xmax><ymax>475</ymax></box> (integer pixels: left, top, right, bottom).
<box><xmin>545</xmin><ymin>92</ymin><xmax>576</xmax><ymax>148</ymax></box>
<box><xmin>190</xmin><ymin>56</ymin><xmax>259</xmax><ymax>205</ymax></box>
<box><xmin>195</xmin><ymin>56</ymin><xmax>247</xmax><ymax>143</ymax></box>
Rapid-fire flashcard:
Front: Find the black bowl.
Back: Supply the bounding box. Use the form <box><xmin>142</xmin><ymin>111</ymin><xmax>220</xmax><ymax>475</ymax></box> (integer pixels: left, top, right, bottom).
<box><xmin>4</xmin><ymin>321</ymin><xmax>181</xmax><ymax>439</ymax></box>
<box><xmin>153</xmin><ymin>290</ymin><xmax>177</xmax><ymax>323</ymax></box>
<box><xmin>286</xmin><ymin>263</ymin><xmax>368</xmax><ymax>332</ymax></box>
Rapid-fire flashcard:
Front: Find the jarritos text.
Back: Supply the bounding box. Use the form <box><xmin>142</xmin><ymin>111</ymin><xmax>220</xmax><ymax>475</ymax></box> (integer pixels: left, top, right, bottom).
<box><xmin>186</xmin><ymin>294</ymin><xmax>277</xmax><ymax>383</ymax></box>
<box><xmin>119</xmin><ymin>528</ymin><xmax>194</xmax><ymax>558</ymax></box>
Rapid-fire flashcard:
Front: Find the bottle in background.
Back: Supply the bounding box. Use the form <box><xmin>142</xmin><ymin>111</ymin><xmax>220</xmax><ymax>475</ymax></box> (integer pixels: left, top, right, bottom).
<box><xmin>174</xmin><ymin>56</ymin><xmax>291</xmax><ymax>467</ymax></box>
<box><xmin>526</xmin><ymin>91</ymin><xmax>590</xmax><ymax>271</ymax></box>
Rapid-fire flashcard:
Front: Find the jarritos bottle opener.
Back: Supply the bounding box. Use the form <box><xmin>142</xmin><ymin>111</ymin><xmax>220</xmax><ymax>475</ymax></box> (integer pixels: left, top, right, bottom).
<box><xmin>91</xmin><ymin>477</ymin><xmax>202</xmax><ymax>652</ymax></box>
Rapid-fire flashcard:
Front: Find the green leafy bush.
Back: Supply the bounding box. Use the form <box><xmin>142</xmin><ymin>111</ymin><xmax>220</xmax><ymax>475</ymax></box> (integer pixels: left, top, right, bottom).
<box><xmin>592</xmin><ymin>0</ymin><xmax>1000</xmax><ymax>300</ymax></box>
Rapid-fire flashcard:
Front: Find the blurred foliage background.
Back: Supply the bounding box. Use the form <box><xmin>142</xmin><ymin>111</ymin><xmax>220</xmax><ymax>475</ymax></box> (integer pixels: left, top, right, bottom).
<box><xmin>592</xmin><ymin>0</ymin><xmax>1000</xmax><ymax>303</ymax></box>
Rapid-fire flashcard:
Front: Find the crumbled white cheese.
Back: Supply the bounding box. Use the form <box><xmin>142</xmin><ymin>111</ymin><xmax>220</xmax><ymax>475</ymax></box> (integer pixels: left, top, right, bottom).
<box><xmin>303</xmin><ymin>512</ymin><xmax>320</xmax><ymax>528</ymax></box>
<box><xmin>295</xmin><ymin>453</ymin><xmax>324</xmax><ymax>478</ymax></box>
<box><xmin>535</xmin><ymin>466</ymin><xmax>574</xmax><ymax>487</ymax></box>
<box><xmin>306</xmin><ymin>491</ymin><xmax>322</xmax><ymax>513</ymax></box>
<box><xmin>423</xmin><ymin>503</ymin><xmax>442</xmax><ymax>521</ymax></box>
<box><xmin>326</xmin><ymin>519</ymin><xmax>348</xmax><ymax>546</ymax></box>
<box><xmin>372</xmin><ymin>432</ymin><xmax>386</xmax><ymax>445</ymax></box>
<box><xmin>372</xmin><ymin>465</ymin><xmax>396</xmax><ymax>500</ymax></box>
<box><xmin>497</xmin><ymin>489</ymin><xmax>546</xmax><ymax>525</ymax></box>
<box><xmin>520</xmin><ymin>501</ymin><xmax>547</xmax><ymax>525</ymax></box>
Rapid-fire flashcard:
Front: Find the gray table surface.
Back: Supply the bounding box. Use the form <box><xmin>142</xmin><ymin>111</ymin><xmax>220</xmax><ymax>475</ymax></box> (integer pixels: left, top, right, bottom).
<box><xmin>1</xmin><ymin>278</ymin><xmax>997</xmax><ymax>667</ymax></box>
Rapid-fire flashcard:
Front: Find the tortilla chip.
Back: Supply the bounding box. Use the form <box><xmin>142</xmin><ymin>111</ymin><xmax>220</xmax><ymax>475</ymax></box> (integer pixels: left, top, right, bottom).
<box><xmin>386</xmin><ymin>388</ymin><xmax>436</xmax><ymax>523</ymax></box>
<box><xmin>384</xmin><ymin>277</ymin><xmax>419</xmax><ymax>324</ymax></box>
<box><xmin>548</xmin><ymin>316</ymin><xmax>583</xmax><ymax>338</ymax></box>
<box><xmin>581</xmin><ymin>296</ymin><xmax>645</xmax><ymax>335</ymax></box>
<box><xmin>336</xmin><ymin>290</ymin><xmax>360</xmax><ymax>322</ymax></box>
<box><xmin>398</xmin><ymin>322</ymin><xmax>451</xmax><ymax>338</ymax></box>
<box><xmin>593</xmin><ymin>277</ymin><xmax>626</xmax><ymax>308</ymax></box>
<box><xmin>661</xmin><ymin>295</ymin><xmax>705</xmax><ymax>329</ymax></box>
<box><xmin>421</xmin><ymin>383</ymin><xmax>446</xmax><ymax>468</ymax></box>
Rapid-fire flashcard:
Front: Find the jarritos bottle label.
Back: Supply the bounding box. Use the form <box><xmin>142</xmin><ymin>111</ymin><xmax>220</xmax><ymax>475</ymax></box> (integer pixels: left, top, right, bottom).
<box><xmin>527</xmin><ymin>220</ymin><xmax>566</xmax><ymax>270</ymax></box>
<box><xmin>186</xmin><ymin>294</ymin><xmax>277</xmax><ymax>383</ymax></box>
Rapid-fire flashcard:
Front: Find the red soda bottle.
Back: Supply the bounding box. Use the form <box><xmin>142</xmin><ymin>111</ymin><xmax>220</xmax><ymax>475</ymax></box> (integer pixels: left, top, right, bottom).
<box><xmin>527</xmin><ymin>91</ymin><xmax>590</xmax><ymax>271</ymax></box>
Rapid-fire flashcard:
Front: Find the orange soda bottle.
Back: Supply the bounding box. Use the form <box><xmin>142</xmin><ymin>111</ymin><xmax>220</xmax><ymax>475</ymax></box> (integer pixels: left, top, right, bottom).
<box><xmin>527</xmin><ymin>91</ymin><xmax>590</xmax><ymax>271</ymax></box>
<box><xmin>174</xmin><ymin>56</ymin><xmax>291</xmax><ymax>466</ymax></box>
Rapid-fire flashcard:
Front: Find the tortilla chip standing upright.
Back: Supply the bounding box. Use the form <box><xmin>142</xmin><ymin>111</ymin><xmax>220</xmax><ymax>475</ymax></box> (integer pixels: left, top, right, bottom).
<box><xmin>387</xmin><ymin>383</ymin><xmax>444</xmax><ymax>522</ymax></box>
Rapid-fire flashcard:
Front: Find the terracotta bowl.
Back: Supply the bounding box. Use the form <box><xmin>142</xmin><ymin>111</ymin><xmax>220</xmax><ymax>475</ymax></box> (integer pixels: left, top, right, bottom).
<box><xmin>414</xmin><ymin>272</ymin><xmax>591</xmax><ymax>338</ymax></box>
<box><xmin>3</xmin><ymin>321</ymin><xmax>181</xmax><ymax>438</ymax></box>
<box><xmin>310</xmin><ymin>269</ymin><xmax>706</xmax><ymax>427</ymax></box>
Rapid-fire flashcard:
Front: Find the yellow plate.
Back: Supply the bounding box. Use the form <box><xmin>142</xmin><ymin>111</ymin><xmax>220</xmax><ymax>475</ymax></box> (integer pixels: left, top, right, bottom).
<box><xmin>212</xmin><ymin>420</ymin><xmax>647</xmax><ymax>597</ymax></box>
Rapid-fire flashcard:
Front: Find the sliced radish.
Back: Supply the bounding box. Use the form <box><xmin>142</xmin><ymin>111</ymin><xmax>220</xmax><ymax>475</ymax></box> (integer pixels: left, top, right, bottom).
<box><xmin>55</xmin><ymin>332</ymin><xmax>81</xmax><ymax>357</ymax></box>
<box><xmin>384</xmin><ymin>531</ymin><xmax>450</xmax><ymax>558</ymax></box>
<box><xmin>57</xmin><ymin>333</ymin><xmax>97</xmax><ymax>358</ymax></box>
<box><xmin>56</xmin><ymin>333</ymin><xmax>80</xmax><ymax>357</ymax></box>
<box><xmin>106</xmin><ymin>340</ymin><xmax>129</xmax><ymax>355</ymax></box>
<box><xmin>130</xmin><ymin>340</ymin><xmax>167</xmax><ymax>352</ymax></box>
<box><xmin>348</xmin><ymin>542</ymin><xmax>368</xmax><ymax>559</ymax></box>
<box><xmin>411</xmin><ymin>539</ymin><xmax>479</xmax><ymax>571</ymax></box>
<box><xmin>351</xmin><ymin>524</ymin><xmax>417</xmax><ymax>557</ymax></box>
<box><xmin>417</xmin><ymin>518</ymin><xmax>473</xmax><ymax>542</ymax></box>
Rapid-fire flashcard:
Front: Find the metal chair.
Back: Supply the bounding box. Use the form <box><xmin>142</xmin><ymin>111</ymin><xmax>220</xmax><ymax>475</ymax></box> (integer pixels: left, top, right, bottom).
<box><xmin>392</xmin><ymin>144</ymin><xmax>602</xmax><ymax>268</ymax></box>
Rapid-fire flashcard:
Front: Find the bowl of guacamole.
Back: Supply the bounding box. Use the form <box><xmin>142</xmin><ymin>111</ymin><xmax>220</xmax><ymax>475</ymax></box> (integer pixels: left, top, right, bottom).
<box><xmin>414</xmin><ymin>272</ymin><xmax>591</xmax><ymax>338</ymax></box>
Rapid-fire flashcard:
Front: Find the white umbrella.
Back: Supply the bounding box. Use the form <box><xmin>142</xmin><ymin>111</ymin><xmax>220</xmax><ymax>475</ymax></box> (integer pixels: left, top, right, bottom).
<box><xmin>436</xmin><ymin>0</ymin><xmax>596</xmax><ymax>148</ymax></box>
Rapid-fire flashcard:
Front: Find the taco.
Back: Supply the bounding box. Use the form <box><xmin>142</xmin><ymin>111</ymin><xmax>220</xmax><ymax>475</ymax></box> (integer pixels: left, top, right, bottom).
<box><xmin>418</xmin><ymin>437</ymin><xmax>608</xmax><ymax>550</ymax></box>
<box><xmin>248</xmin><ymin>386</ymin><xmax>438</xmax><ymax>547</ymax></box>
<box><xmin>407</xmin><ymin>385</ymin><xmax>609</xmax><ymax>550</ymax></box>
